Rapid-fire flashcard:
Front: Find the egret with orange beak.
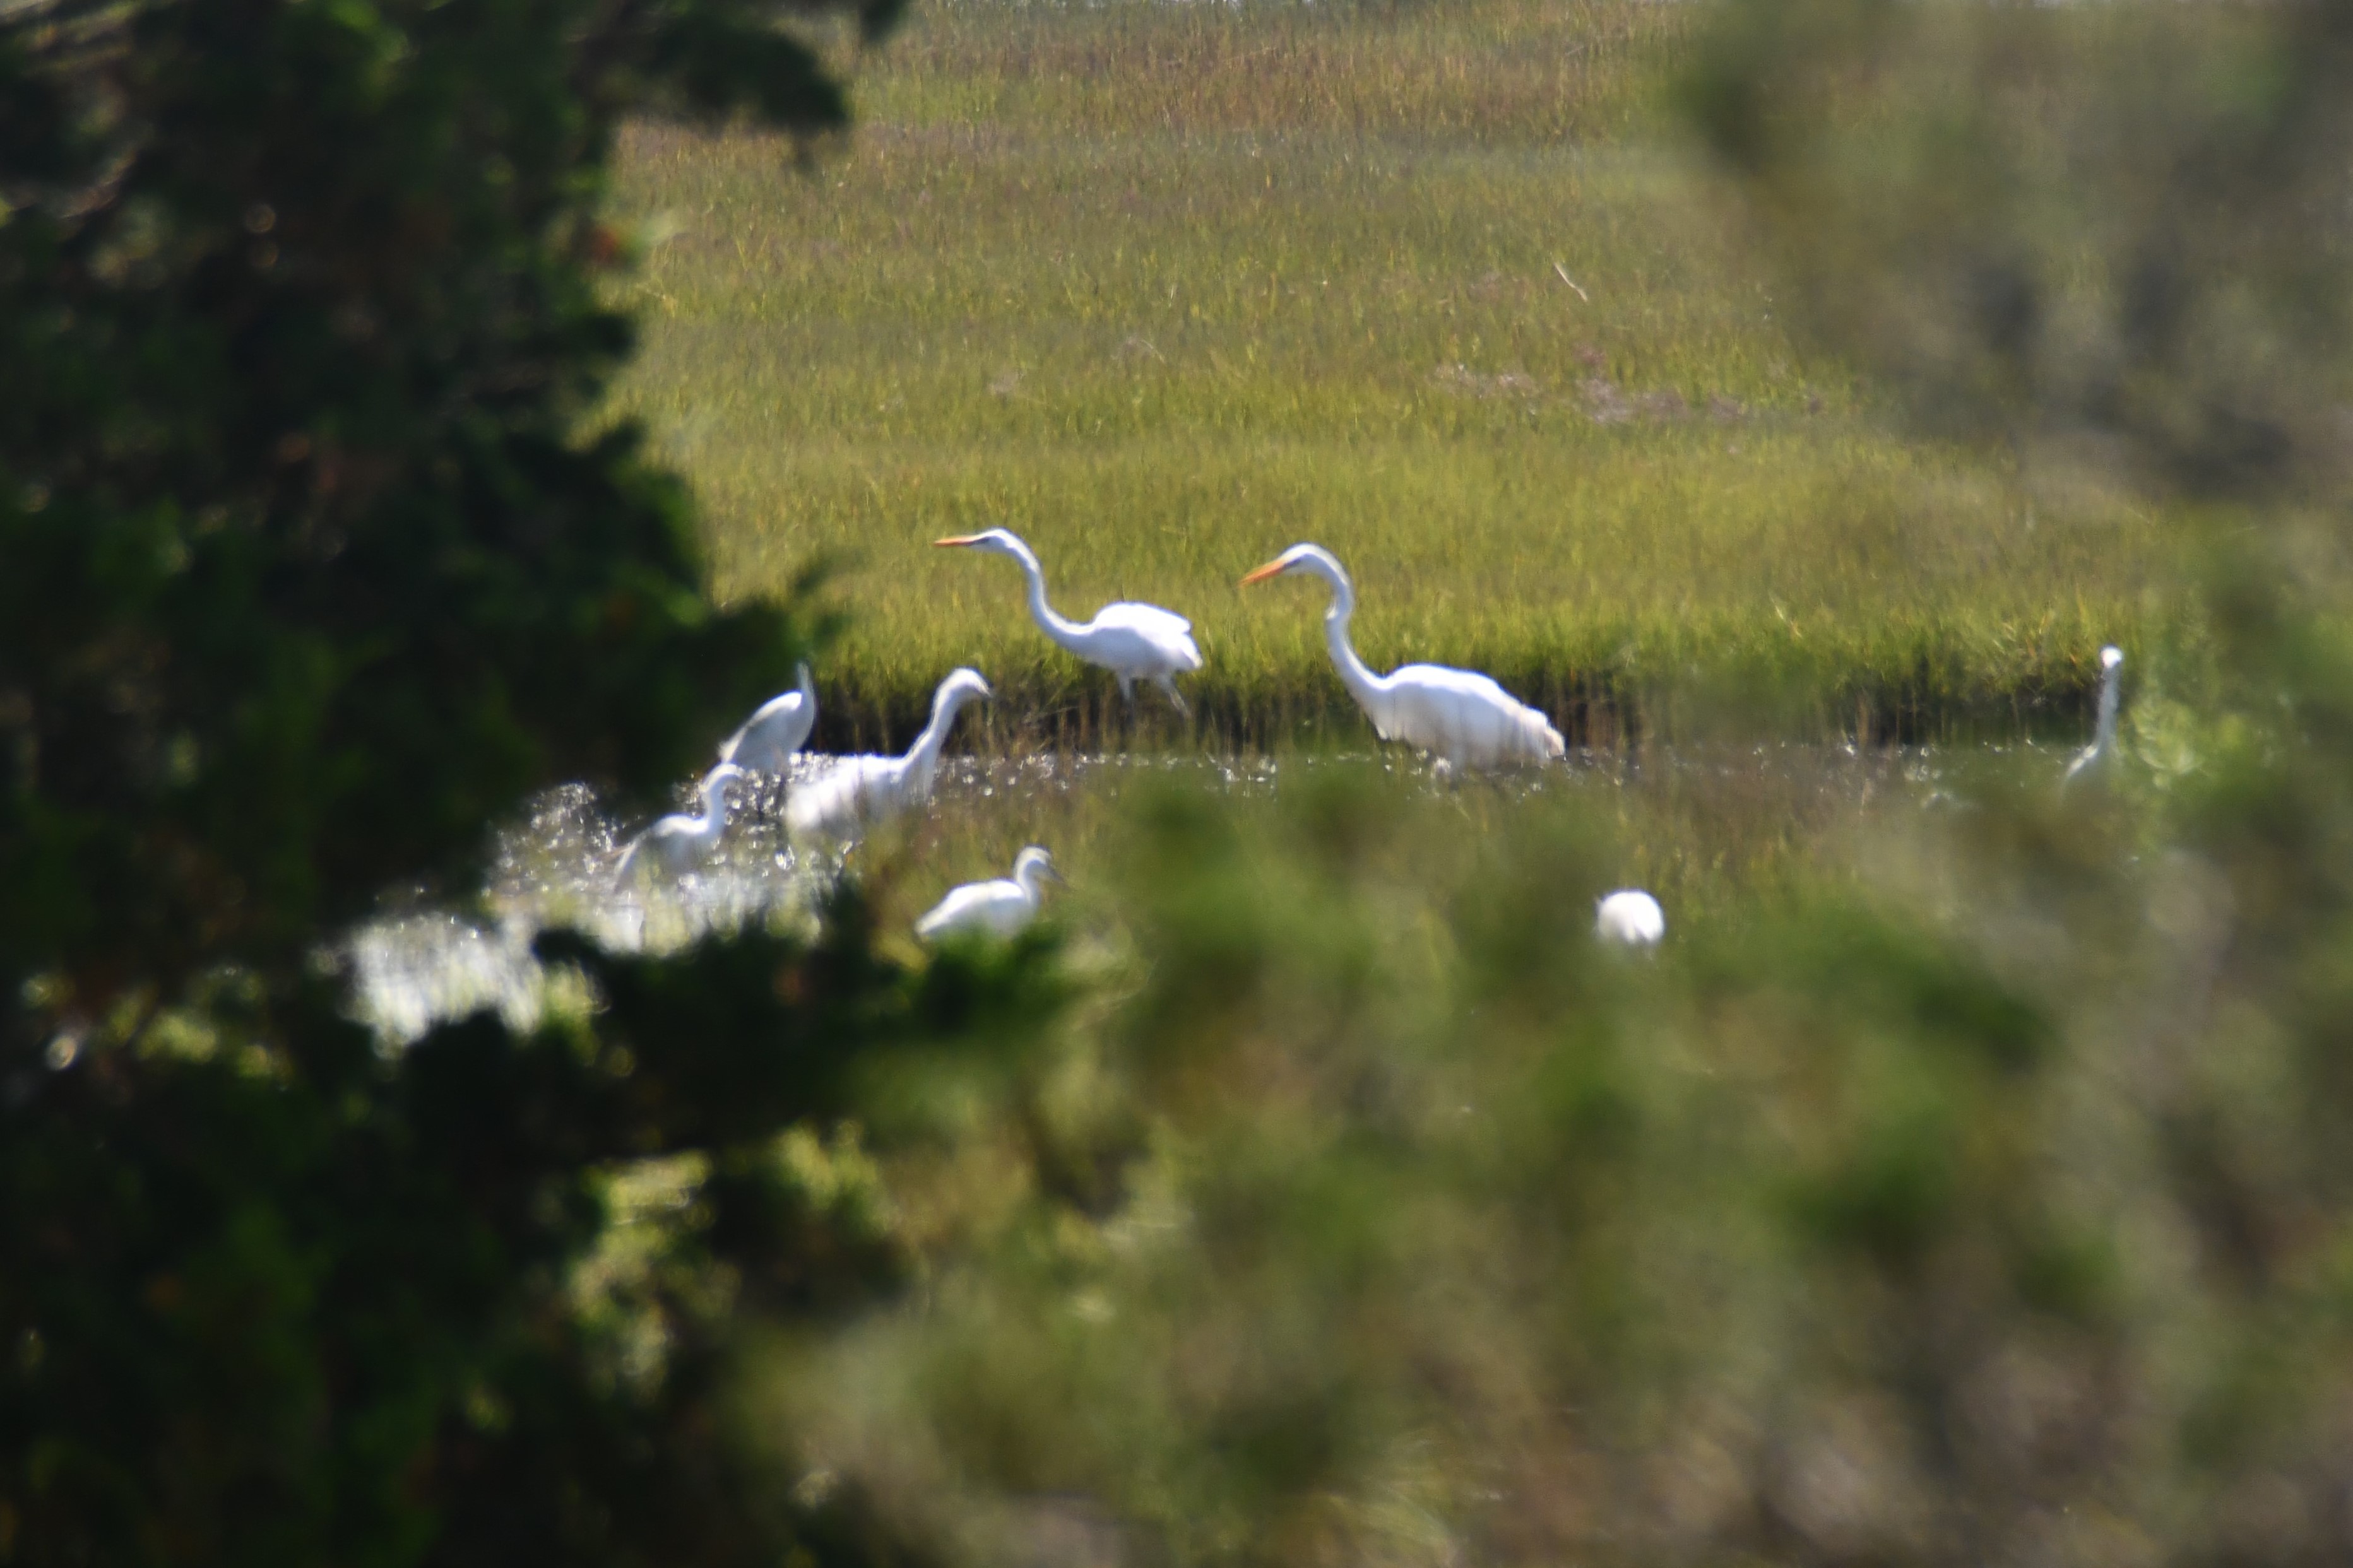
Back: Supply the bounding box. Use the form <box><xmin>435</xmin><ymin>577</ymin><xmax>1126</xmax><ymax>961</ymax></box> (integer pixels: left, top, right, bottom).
<box><xmin>933</xmin><ymin>529</ymin><xmax>1202</xmax><ymax>713</ymax></box>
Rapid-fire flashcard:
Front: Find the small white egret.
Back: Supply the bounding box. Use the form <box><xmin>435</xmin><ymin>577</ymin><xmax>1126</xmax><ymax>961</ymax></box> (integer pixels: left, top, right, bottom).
<box><xmin>1241</xmin><ymin>543</ymin><xmax>1564</xmax><ymax>770</ymax></box>
<box><xmin>935</xmin><ymin>529</ymin><xmax>1204</xmax><ymax>712</ymax></box>
<box><xmin>1595</xmin><ymin>888</ymin><xmax>1666</xmax><ymax>947</ymax></box>
<box><xmin>719</xmin><ymin>663</ymin><xmax>818</xmax><ymax>774</ymax></box>
<box><xmin>787</xmin><ymin>668</ymin><xmax>992</xmax><ymax>839</ymax></box>
<box><xmin>2061</xmin><ymin>645</ymin><xmax>2125</xmax><ymax>789</ymax></box>
<box><xmin>915</xmin><ymin>846</ymin><xmax>1062</xmax><ymax>942</ymax></box>
<box><xmin>615</xmin><ymin>763</ymin><xmax>745</xmax><ymax>882</ymax></box>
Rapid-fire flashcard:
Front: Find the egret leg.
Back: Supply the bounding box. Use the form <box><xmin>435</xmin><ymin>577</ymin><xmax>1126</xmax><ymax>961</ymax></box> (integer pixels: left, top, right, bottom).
<box><xmin>1118</xmin><ymin>675</ymin><xmax>1135</xmax><ymax>710</ymax></box>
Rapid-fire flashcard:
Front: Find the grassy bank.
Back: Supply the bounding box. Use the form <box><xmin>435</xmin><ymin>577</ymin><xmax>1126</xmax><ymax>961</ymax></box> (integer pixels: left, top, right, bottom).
<box><xmin>609</xmin><ymin>0</ymin><xmax>2171</xmax><ymax>750</ymax></box>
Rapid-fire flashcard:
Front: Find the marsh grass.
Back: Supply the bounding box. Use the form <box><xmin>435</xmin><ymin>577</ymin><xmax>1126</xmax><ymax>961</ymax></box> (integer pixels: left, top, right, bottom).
<box><xmin>366</xmin><ymin>743</ymin><xmax>1948</xmax><ymax>1054</ymax></box>
<box><xmin>610</xmin><ymin>0</ymin><xmax>2171</xmax><ymax>750</ymax></box>
<box><xmin>825</xmin><ymin>743</ymin><xmax>1963</xmax><ymax>965</ymax></box>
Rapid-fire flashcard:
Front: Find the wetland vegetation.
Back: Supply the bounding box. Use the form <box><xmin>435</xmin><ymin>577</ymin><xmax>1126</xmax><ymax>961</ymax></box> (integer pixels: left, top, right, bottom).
<box><xmin>610</xmin><ymin>0</ymin><xmax>2168</xmax><ymax>750</ymax></box>
<box><xmin>12</xmin><ymin>0</ymin><xmax>2353</xmax><ymax>1565</ymax></box>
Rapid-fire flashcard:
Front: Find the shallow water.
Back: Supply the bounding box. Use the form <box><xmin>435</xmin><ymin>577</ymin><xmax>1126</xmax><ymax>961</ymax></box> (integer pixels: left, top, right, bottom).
<box><xmin>344</xmin><ymin>741</ymin><xmax>2032</xmax><ymax>1046</ymax></box>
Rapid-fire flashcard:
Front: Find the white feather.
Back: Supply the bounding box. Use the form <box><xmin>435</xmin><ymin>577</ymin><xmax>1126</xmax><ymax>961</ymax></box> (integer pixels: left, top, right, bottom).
<box><xmin>1243</xmin><ymin>544</ymin><xmax>1563</xmax><ymax>769</ymax></box>
<box><xmin>915</xmin><ymin>847</ymin><xmax>1060</xmax><ymax>942</ymax></box>
<box><xmin>787</xmin><ymin>668</ymin><xmax>990</xmax><ymax>840</ymax></box>
<box><xmin>937</xmin><ymin>529</ymin><xmax>1202</xmax><ymax>710</ymax></box>
<box><xmin>616</xmin><ymin>765</ymin><xmax>744</xmax><ymax>882</ymax></box>
<box><xmin>719</xmin><ymin>663</ymin><xmax>817</xmax><ymax>773</ymax></box>
<box><xmin>2061</xmin><ymin>645</ymin><xmax>2125</xmax><ymax>789</ymax></box>
<box><xmin>1595</xmin><ymin>889</ymin><xmax>1666</xmax><ymax>947</ymax></box>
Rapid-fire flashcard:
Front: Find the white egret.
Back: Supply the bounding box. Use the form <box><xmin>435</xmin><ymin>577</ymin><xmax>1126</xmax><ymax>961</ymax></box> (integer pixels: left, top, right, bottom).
<box><xmin>915</xmin><ymin>846</ymin><xmax>1062</xmax><ymax>942</ymax></box>
<box><xmin>935</xmin><ymin>529</ymin><xmax>1203</xmax><ymax>712</ymax></box>
<box><xmin>1595</xmin><ymin>888</ymin><xmax>1666</xmax><ymax>947</ymax></box>
<box><xmin>2061</xmin><ymin>645</ymin><xmax>2125</xmax><ymax>789</ymax></box>
<box><xmin>719</xmin><ymin>663</ymin><xmax>817</xmax><ymax>774</ymax></box>
<box><xmin>1240</xmin><ymin>543</ymin><xmax>1564</xmax><ymax>770</ymax></box>
<box><xmin>615</xmin><ymin>763</ymin><xmax>745</xmax><ymax>882</ymax></box>
<box><xmin>786</xmin><ymin>668</ymin><xmax>992</xmax><ymax>839</ymax></box>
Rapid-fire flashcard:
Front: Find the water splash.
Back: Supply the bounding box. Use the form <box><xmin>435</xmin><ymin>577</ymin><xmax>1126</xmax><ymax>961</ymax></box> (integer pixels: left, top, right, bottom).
<box><xmin>347</xmin><ymin>779</ymin><xmax>839</xmax><ymax>1047</ymax></box>
<box><xmin>343</xmin><ymin>743</ymin><xmax>1971</xmax><ymax>1046</ymax></box>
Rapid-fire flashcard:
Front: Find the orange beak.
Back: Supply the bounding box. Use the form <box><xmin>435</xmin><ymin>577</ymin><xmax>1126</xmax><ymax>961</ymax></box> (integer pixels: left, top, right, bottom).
<box><xmin>1240</xmin><ymin>559</ymin><xmax>1288</xmax><ymax>587</ymax></box>
<box><xmin>933</xmin><ymin>535</ymin><xmax>983</xmax><ymax>548</ymax></box>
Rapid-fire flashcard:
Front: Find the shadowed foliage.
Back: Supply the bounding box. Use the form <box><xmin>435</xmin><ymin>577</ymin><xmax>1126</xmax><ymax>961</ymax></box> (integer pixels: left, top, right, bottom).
<box><xmin>0</xmin><ymin>0</ymin><xmax>1077</xmax><ymax>1562</ymax></box>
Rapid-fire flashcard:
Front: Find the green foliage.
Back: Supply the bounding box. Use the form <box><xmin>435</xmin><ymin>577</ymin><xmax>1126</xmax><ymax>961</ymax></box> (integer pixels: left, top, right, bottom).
<box><xmin>0</xmin><ymin>0</ymin><xmax>850</xmax><ymax>991</ymax></box>
<box><xmin>727</xmin><ymin>6</ymin><xmax>2353</xmax><ymax>1565</ymax></box>
<box><xmin>14</xmin><ymin>1</ymin><xmax>2353</xmax><ymax>1565</ymax></box>
<box><xmin>0</xmin><ymin>0</ymin><xmax>1074</xmax><ymax>1562</ymax></box>
<box><xmin>761</xmin><ymin>750</ymin><xmax>2352</xmax><ymax>1564</ymax></box>
<box><xmin>0</xmin><ymin>909</ymin><xmax>1083</xmax><ymax>1568</ymax></box>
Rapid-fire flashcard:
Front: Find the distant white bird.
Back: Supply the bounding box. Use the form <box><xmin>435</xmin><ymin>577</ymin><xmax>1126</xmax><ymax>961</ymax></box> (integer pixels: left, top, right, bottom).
<box><xmin>786</xmin><ymin>668</ymin><xmax>992</xmax><ymax>840</ymax></box>
<box><xmin>616</xmin><ymin>764</ymin><xmax>745</xmax><ymax>882</ymax></box>
<box><xmin>915</xmin><ymin>846</ymin><xmax>1062</xmax><ymax>942</ymax></box>
<box><xmin>2061</xmin><ymin>645</ymin><xmax>2125</xmax><ymax>789</ymax></box>
<box><xmin>719</xmin><ymin>663</ymin><xmax>818</xmax><ymax>773</ymax></box>
<box><xmin>1595</xmin><ymin>888</ymin><xmax>1666</xmax><ymax>947</ymax></box>
<box><xmin>935</xmin><ymin>529</ymin><xmax>1203</xmax><ymax>712</ymax></box>
<box><xmin>1241</xmin><ymin>543</ymin><xmax>1565</xmax><ymax>770</ymax></box>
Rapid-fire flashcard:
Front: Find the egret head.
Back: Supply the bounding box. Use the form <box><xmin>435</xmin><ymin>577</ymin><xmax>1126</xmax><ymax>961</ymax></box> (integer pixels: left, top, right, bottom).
<box><xmin>700</xmin><ymin>762</ymin><xmax>747</xmax><ymax>803</ymax></box>
<box><xmin>1014</xmin><ymin>846</ymin><xmax>1063</xmax><ymax>885</ymax></box>
<box><xmin>934</xmin><ymin>668</ymin><xmax>993</xmax><ymax>712</ymax></box>
<box><xmin>2101</xmin><ymin>645</ymin><xmax>2124</xmax><ymax>671</ymax></box>
<box><xmin>1240</xmin><ymin>543</ymin><xmax>1346</xmax><ymax>590</ymax></box>
<box><xmin>933</xmin><ymin>528</ymin><xmax>1033</xmax><ymax>563</ymax></box>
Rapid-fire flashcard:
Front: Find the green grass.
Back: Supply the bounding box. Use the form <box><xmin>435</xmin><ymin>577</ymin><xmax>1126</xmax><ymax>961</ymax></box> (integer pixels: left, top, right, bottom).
<box><xmin>784</xmin><ymin>745</ymin><xmax>2008</xmax><ymax>979</ymax></box>
<box><xmin>608</xmin><ymin>0</ymin><xmax>2171</xmax><ymax>750</ymax></box>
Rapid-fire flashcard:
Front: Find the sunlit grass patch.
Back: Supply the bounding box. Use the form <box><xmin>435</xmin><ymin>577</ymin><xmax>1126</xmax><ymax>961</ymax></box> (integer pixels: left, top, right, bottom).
<box><xmin>610</xmin><ymin>0</ymin><xmax>2174</xmax><ymax>748</ymax></box>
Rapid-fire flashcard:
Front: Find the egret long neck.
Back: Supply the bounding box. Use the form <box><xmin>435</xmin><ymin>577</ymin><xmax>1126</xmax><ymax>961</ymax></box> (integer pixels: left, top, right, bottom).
<box><xmin>2094</xmin><ymin>664</ymin><xmax>2121</xmax><ymax>750</ymax></box>
<box><xmin>1317</xmin><ymin>573</ymin><xmax>1390</xmax><ymax>717</ymax></box>
<box><xmin>902</xmin><ymin>693</ymin><xmax>969</xmax><ymax>787</ymax></box>
<box><xmin>1011</xmin><ymin>546</ymin><xmax>1086</xmax><ymax>649</ymax></box>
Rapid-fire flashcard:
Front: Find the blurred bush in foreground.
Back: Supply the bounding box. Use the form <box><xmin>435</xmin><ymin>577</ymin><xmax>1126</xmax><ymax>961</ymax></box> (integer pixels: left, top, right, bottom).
<box><xmin>742</xmin><ymin>4</ymin><xmax>2353</xmax><ymax>1565</ymax></box>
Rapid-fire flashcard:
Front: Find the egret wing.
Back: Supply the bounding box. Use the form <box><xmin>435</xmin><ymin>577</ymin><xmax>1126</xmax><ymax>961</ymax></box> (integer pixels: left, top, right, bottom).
<box><xmin>786</xmin><ymin>755</ymin><xmax>893</xmax><ymax>836</ymax></box>
<box><xmin>721</xmin><ymin>690</ymin><xmax>814</xmax><ymax>772</ymax></box>
<box><xmin>1095</xmin><ymin>601</ymin><xmax>1192</xmax><ymax>635</ymax></box>
<box><xmin>1388</xmin><ymin>664</ymin><xmax>1565</xmax><ymax>765</ymax></box>
<box><xmin>915</xmin><ymin>879</ymin><xmax>1029</xmax><ymax>940</ymax></box>
<box><xmin>1088</xmin><ymin>601</ymin><xmax>1204</xmax><ymax>673</ymax></box>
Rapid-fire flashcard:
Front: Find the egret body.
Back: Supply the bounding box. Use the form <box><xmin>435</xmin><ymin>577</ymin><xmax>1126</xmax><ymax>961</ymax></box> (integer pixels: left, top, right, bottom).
<box><xmin>617</xmin><ymin>764</ymin><xmax>745</xmax><ymax>881</ymax></box>
<box><xmin>1595</xmin><ymin>889</ymin><xmax>1666</xmax><ymax>947</ymax></box>
<box><xmin>1241</xmin><ymin>544</ymin><xmax>1564</xmax><ymax>770</ymax></box>
<box><xmin>915</xmin><ymin>846</ymin><xmax>1062</xmax><ymax>942</ymax></box>
<box><xmin>787</xmin><ymin>668</ymin><xmax>992</xmax><ymax>839</ymax></box>
<box><xmin>720</xmin><ymin>663</ymin><xmax>818</xmax><ymax>774</ymax></box>
<box><xmin>935</xmin><ymin>529</ymin><xmax>1202</xmax><ymax>712</ymax></box>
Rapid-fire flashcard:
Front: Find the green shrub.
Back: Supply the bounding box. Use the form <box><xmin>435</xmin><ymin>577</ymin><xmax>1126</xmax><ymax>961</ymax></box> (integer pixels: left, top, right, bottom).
<box><xmin>0</xmin><ymin>0</ymin><xmax>1072</xmax><ymax>1562</ymax></box>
